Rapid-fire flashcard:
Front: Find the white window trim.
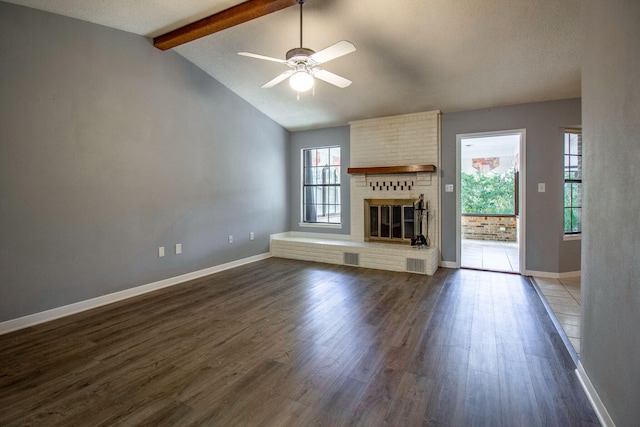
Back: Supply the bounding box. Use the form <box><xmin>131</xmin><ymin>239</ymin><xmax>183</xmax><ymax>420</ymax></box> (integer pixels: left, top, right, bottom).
<box><xmin>563</xmin><ymin>234</ymin><xmax>581</xmax><ymax>241</ymax></box>
<box><xmin>563</xmin><ymin>128</ymin><xmax>582</xmax><ymax>237</ymax></box>
<box><xmin>298</xmin><ymin>222</ymin><xmax>343</xmax><ymax>229</ymax></box>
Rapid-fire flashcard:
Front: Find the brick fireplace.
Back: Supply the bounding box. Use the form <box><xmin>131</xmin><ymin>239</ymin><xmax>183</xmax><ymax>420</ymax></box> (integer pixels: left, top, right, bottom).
<box><xmin>349</xmin><ymin>111</ymin><xmax>440</xmax><ymax>253</ymax></box>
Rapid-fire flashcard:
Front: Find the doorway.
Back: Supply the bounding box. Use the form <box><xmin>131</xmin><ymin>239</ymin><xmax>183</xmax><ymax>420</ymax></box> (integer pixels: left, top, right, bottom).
<box><xmin>456</xmin><ymin>130</ymin><xmax>525</xmax><ymax>274</ymax></box>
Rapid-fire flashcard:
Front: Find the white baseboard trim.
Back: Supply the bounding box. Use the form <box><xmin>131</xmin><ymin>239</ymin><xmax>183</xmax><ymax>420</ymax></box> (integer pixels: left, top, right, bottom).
<box><xmin>576</xmin><ymin>361</ymin><xmax>615</xmax><ymax>427</ymax></box>
<box><xmin>440</xmin><ymin>261</ymin><xmax>458</xmax><ymax>269</ymax></box>
<box><xmin>526</xmin><ymin>269</ymin><xmax>581</xmax><ymax>279</ymax></box>
<box><xmin>0</xmin><ymin>252</ymin><xmax>272</xmax><ymax>336</ymax></box>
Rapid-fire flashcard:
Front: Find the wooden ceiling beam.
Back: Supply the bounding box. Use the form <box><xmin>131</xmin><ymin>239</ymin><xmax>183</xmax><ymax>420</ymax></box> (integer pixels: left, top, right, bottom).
<box><xmin>153</xmin><ymin>0</ymin><xmax>298</xmax><ymax>51</ymax></box>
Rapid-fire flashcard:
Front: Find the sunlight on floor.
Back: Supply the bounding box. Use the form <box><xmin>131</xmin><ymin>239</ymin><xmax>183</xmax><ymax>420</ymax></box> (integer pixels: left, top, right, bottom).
<box><xmin>460</xmin><ymin>239</ymin><xmax>581</xmax><ymax>357</ymax></box>
<box><xmin>461</xmin><ymin>239</ymin><xmax>519</xmax><ymax>273</ymax></box>
<box><xmin>459</xmin><ymin>239</ymin><xmax>581</xmax><ymax>356</ymax></box>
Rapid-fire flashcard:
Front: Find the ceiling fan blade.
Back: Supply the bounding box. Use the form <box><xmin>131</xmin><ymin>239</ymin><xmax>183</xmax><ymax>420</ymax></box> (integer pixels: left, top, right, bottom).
<box><xmin>262</xmin><ymin>70</ymin><xmax>295</xmax><ymax>88</ymax></box>
<box><xmin>238</xmin><ymin>52</ymin><xmax>288</xmax><ymax>64</ymax></box>
<box><xmin>309</xmin><ymin>40</ymin><xmax>356</xmax><ymax>64</ymax></box>
<box><xmin>313</xmin><ymin>69</ymin><xmax>352</xmax><ymax>88</ymax></box>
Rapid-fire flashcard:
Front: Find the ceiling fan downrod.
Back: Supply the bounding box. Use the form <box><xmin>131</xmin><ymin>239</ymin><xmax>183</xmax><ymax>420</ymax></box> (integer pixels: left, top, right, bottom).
<box><xmin>298</xmin><ymin>0</ymin><xmax>305</xmax><ymax>48</ymax></box>
<box><xmin>286</xmin><ymin>0</ymin><xmax>314</xmax><ymax>62</ymax></box>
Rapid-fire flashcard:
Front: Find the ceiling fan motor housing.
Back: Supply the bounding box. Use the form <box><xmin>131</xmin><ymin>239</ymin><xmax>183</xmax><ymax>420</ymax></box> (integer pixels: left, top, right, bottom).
<box><xmin>286</xmin><ymin>47</ymin><xmax>315</xmax><ymax>62</ymax></box>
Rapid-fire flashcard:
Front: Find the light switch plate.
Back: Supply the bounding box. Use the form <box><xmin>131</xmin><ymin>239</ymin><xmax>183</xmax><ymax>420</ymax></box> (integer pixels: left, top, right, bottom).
<box><xmin>538</xmin><ymin>183</ymin><xmax>546</xmax><ymax>192</ymax></box>
<box><xmin>158</xmin><ymin>246</ymin><xmax>165</xmax><ymax>257</ymax></box>
<box><xmin>445</xmin><ymin>184</ymin><xmax>454</xmax><ymax>192</ymax></box>
<box><xmin>175</xmin><ymin>243</ymin><xmax>182</xmax><ymax>254</ymax></box>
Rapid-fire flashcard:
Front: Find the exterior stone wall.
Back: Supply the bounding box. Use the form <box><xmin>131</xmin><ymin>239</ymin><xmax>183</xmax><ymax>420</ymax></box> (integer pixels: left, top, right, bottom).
<box><xmin>462</xmin><ymin>215</ymin><xmax>517</xmax><ymax>241</ymax></box>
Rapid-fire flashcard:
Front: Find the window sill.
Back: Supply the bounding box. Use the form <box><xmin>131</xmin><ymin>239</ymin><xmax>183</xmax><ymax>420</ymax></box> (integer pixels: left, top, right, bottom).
<box><xmin>563</xmin><ymin>234</ymin><xmax>582</xmax><ymax>241</ymax></box>
<box><xmin>299</xmin><ymin>222</ymin><xmax>342</xmax><ymax>230</ymax></box>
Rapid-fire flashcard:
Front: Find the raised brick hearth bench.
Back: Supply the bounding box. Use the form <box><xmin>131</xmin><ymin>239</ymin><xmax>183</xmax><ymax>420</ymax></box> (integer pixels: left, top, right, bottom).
<box><xmin>270</xmin><ymin>233</ymin><xmax>439</xmax><ymax>275</ymax></box>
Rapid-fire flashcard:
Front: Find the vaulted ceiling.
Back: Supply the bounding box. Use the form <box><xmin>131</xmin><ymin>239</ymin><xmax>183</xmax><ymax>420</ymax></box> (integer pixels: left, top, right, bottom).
<box><xmin>3</xmin><ymin>0</ymin><xmax>581</xmax><ymax>131</ymax></box>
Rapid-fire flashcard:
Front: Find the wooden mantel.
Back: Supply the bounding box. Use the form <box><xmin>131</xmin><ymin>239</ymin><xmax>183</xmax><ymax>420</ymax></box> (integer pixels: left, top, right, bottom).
<box><xmin>347</xmin><ymin>165</ymin><xmax>436</xmax><ymax>175</ymax></box>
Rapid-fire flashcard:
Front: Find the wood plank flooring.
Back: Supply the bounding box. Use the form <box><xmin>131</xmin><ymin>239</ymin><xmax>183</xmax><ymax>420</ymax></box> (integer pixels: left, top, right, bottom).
<box><xmin>0</xmin><ymin>258</ymin><xmax>599</xmax><ymax>426</ymax></box>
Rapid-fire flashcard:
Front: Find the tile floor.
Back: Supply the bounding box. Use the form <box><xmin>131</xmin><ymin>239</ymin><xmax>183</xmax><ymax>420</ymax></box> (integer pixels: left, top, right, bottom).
<box><xmin>461</xmin><ymin>238</ymin><xmax>520</xmax><ymax>273</ymax></box>
<box><xmin>533</xmin><ymin>276</ymin><xmax>582</xmax><ymax>355</ymax></box>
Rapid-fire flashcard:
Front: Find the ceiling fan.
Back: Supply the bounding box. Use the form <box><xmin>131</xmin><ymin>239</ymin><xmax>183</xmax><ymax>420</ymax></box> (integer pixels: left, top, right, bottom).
<box><xmin>238</xmin><ymin>0</ymin><xmax>356</xmax><ymax>92</ymax></box>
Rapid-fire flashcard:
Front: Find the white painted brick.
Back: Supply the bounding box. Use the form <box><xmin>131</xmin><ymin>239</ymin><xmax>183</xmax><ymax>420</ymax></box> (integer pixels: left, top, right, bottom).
<box><xmin>349</xmin><ymin>111</ymin><xmax>440</xmax><ymax>251</ymax></box>
<box><xmin>271</xmin><ymin>235</ymin><xmax>439</xmax><ymax>275</ymax></box>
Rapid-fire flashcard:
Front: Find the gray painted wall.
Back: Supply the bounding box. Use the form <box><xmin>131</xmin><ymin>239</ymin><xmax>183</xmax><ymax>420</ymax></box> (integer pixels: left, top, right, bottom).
<box><xmin>441</xmin><ymin>99</ymin><xmax>582</xmax><ymax>273</ymax></box>
<box><xmin>582</xmin><ymin>1</ymin><xmax>640</xmax><ymax>425</ymax></box>
<box><xmin>289</xmin><ymin>126</ymin><xmax>350</xmax><ymax>235</ymax></box>
<box><xmin>0</xmin><ymin>2</ymin><xmax>290</xmax><ymax>322</ymax></box>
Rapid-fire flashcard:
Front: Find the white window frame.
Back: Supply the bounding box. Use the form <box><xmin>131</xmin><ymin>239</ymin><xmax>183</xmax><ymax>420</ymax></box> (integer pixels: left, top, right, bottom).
<box><xmin>563</xmin><ymin>129</ymin><xmax>582</xmax><ymax>239</ymax></box>
<box><xmin>299</xmin><ymin>146</ymin><xmax>342</xmax><ymax>228</ymax></box>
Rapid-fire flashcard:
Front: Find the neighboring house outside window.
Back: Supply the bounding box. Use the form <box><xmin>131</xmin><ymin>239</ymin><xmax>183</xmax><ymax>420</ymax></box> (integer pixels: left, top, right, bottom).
<box><xmin>564</xmin><ymin>129</ymin><xmax>582</xmax><ymax>235</ymax></box>
<box><xmin>302</xmin><ymin>146</ymin><xmax>341</xmax><ymax>224</ymax></box>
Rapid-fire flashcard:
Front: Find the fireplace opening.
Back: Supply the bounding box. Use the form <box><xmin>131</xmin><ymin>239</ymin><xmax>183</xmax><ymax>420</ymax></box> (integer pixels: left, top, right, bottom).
<box><xmin>365</xmin><ymin>199</ymin><xmax>418</xmax><ymax>243</ymax></box>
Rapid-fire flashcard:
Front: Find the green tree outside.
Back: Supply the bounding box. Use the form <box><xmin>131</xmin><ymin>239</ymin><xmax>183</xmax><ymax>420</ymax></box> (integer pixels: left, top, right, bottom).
<box><xmin>461</xmin><ymin>168</ymin><xmax>515</xmax><ymax>215</ymax></box>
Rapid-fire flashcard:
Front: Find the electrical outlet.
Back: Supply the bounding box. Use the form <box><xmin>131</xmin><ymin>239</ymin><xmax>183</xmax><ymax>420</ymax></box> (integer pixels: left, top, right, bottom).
<box><xmin>445</xmin><ymin>184</ymin><xmax>454</xmax><ymax>192</ymax></box>
<box><xmin>228</xmin><ymin>235</ymin><xmax>233</xmax><ymax>244</ymax></box>
<box><xmin>250</xmin><ymin>232</ymin><xmax>255</xmax><ymax>241</ymax></box>
<box><xmin>158</xmin><ymin>246</ymin><xmax>165</xmax><ymax>257</ymax></box>
<box><xmin>175</xmin><ymin>243</ymin><xmax>182</xmax><ymax>254</ymax></box>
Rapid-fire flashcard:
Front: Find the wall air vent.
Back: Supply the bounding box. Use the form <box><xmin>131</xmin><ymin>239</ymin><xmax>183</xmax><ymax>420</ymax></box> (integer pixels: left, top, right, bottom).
<box><xmin>343</xmin><ymin>252</ymin><xmax>360</xmax><ymax>266</ymax></box>
<box><xmin>406</xmin><ymin>258</ymin><xmax>426</xmax><ymax>273</ymax></box>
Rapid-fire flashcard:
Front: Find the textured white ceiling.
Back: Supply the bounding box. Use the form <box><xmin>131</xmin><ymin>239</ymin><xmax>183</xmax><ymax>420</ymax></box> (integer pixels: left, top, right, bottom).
<box><xmin>462</xmin><ymin>134</ymin><xmax>520</xmax><ymax>159</ymax></box>
<box><xmin>3</xmin><ymin>0</ymin><xmax>581</xmax><ymax>131</ymax></box>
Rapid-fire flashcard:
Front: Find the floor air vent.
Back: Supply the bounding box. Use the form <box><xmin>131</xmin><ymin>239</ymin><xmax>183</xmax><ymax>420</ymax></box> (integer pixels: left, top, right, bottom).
<box><xmin>406</xmin><ymin>258</ymin><xmax>426</xmax><ymax>273</ymax></box>
<box><xmin>343</xmin><ymin>252</ymin><xmax>359</xmax><ymax>266</ymax></box>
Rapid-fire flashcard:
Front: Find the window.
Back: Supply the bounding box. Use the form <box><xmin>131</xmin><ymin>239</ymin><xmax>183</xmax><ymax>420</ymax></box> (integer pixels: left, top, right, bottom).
<box><xmin>564</xmin><ymin>129</ymin><xmax>582</xmax><ymax>234</ymax></box>
<box><xmin>302</xmin><ymin>146</ymin><xmax>341</xmax><ymax>224</ymax></box>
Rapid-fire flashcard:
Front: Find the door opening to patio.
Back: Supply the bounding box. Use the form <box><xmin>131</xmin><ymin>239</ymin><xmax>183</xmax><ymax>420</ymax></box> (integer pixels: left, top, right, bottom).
<box><xmin>457</xmin><ymin>131</ymin><xmax>524</xmax><ymax>274</ymax></box>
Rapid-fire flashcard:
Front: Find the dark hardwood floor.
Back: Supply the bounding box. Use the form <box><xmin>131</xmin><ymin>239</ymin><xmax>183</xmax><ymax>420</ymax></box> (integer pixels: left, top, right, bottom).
<box><xmin>0</xmin><ymin>258</ymin><xmax>599</xmax><ymax>426</ymax></box>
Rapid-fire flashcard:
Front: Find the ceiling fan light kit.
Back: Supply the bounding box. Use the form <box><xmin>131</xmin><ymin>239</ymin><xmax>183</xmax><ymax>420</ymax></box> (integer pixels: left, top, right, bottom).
<box><xmin>238</xmin><ymin>0</ymin><xmax>355</xmax><ymax>94</ymax></box>
<box><xmin>290</xmin><ymin>69</ymin><xmax>314</xmax><ymax>92</ymax></box>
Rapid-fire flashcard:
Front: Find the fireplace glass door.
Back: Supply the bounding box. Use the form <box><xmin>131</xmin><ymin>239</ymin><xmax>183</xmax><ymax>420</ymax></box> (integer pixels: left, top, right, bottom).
<box><xmin>368</xmin><ymin>203</ymin><xmax>416</xmax><ymax>242</ymax></box>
